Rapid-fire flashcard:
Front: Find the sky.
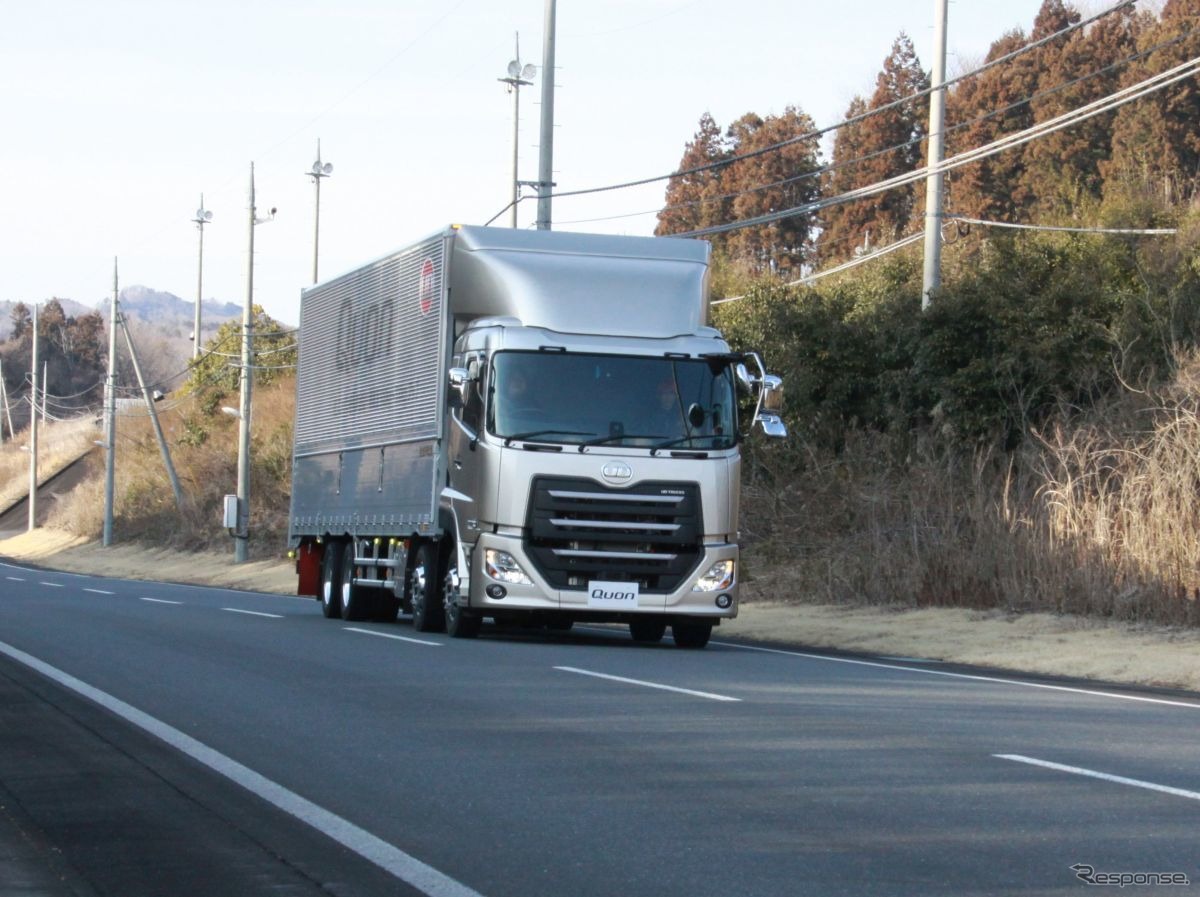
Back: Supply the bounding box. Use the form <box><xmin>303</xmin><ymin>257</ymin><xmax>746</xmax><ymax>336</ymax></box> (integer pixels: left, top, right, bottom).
<box><xmin>0</xmin><ymin>0</ymin><xmax>1058</xmax><ymax>326</ymax></box>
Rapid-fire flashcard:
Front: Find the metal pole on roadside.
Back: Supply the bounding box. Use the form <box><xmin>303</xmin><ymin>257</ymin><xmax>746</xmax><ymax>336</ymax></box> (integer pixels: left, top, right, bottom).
<box><xmin>103</xmin><ymin>260</ymin><xmax>118</xmax><ymax>546</ymax></box>
<box><xmin>41</xmin><ymin>361</ymin><xmax>47</xmax><ymax>425</ymax></box>
<box><xmin>27</xmin><ymin>302</ymin><xmax>39</xmax><ymax>532</ymax></box>
<box><xmin>119</xmin><ymin>312</ymin><xmax>185</xmax><ymax>513</ymax></box>
<box><xmin>193</xmin><ymin>196</ymin><xmax>213</xmax><ymax>361</ymax></box>
<box><xmin>307</xmin><ymin>140</ymin><xmax>332</xmax><ymax>285</ymax></box>
<box><xmin>921</xmin><ymin>0</ymin><xmax>949</xmax><ymax>310</ymax></box>
<box><xmin>0</xmin><ymin>357</ymin><xmax>6</xmax><ymax>445</ymax></box>
<box><xmin>235</xmin><ymin>163</ymin><xmax>273</xmax><ymax>563</ymax></box>
<box><xmin>535</xmin><ymin>0</ymin><xmax>556</xmax><ymax>231</ymax></box>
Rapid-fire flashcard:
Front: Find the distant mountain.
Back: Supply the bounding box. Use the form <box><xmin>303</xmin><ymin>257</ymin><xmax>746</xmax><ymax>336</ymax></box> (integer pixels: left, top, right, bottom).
<box><xmin>112</xmin><ymin>285</ymin><xmax>241</xmax><ymax>327</ymax></box>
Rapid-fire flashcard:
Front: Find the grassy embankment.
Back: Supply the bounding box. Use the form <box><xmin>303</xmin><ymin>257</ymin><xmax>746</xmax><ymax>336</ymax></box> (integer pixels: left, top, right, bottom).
<box><xmin>0</xmin><ymin>415</ymin><xmax>99</xmax><ymax>514</ymax></box>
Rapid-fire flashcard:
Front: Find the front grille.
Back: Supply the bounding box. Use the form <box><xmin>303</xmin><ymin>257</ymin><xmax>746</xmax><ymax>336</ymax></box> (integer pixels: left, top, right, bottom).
<box><xmin>525</xmin><ymin>477</ymin><xmax>703</xmax><ymax>592</ymax></box>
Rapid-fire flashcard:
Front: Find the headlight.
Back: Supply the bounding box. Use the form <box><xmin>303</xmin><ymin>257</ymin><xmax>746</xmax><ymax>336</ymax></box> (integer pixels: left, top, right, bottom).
<box><xmin>692</xmin><ymin>559</ymin><xmax>735</xmax><ymax>592</ymax></box>
<box><xmin>484</xmin><ymin>549</ymin><xmax>533</xmax><ymax>585</ymax></box>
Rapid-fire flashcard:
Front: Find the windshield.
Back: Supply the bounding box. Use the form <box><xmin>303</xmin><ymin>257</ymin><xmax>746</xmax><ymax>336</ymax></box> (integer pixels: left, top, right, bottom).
<box><xmin>487</xmin><ymin>351</ymin><xmax>737</xmax><ymax>448</ymax></box>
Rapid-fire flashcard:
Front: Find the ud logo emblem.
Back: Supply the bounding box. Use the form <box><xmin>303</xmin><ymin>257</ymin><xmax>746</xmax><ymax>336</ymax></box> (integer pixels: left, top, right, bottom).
<box><xmin>601</xmin><ymin>461</ymin><xmax>633</xmax><ymax>484</ymax></box>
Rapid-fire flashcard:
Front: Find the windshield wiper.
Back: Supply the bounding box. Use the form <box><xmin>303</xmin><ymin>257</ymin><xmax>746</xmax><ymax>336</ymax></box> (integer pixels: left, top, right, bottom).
<box><xmin>504</xmin><ymin>429</ymin><xmax>595</xmax><ymax>447</ymax></box>
<box><xmin>576</xmin><ymin>433</ymin><xmax>666</xmax><ymax>452</ymax></box>
<box><xmin>649</xmin><ymin>434</ymin><xmax>733</xmax><ymax>455</ymax></box>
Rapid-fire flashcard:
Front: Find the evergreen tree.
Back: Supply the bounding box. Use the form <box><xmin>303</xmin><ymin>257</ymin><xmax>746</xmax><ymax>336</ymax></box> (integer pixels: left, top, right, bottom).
<box><xmin>1024</xmin><ymin>2</ymin><xmax>1138</xmax><ymax>216</ymax></box>
<box><xmin>656</xmin><ymin>112</ymin><xmax>730</xmax><ymax>237</ymax></box>
<box><xmin>946</xmin><ymin>29</ymin><xmax>1039</xmax><ymax>221</ymax></box>
<box><xmin>1105</xmin><ymin>0</ymin><xmax>1200</xmax><ymax>204</ymax></box>
<box><xmin>818</xmin><ymin>34</ymin><xmax>929</xmax><ymax>264</ymax></box>
<box><xmin>719</xmin><ymin>106</ymin><xmax>823</xmax><ymax>275</ymax></box>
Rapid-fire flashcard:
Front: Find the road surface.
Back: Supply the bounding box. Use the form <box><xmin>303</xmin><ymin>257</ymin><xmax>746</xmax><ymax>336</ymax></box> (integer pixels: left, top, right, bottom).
<box><xmin>0</xmin><ymin>558</ymin><xmax>1197</xmax><ymax>896</ymax></box>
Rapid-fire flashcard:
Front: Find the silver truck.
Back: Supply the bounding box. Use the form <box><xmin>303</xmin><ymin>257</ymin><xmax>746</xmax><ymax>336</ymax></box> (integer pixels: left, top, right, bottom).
<box><xmin>288</xmin><ymin>225</ymin><xmax>785</xmax><ymax>648</ymax></box>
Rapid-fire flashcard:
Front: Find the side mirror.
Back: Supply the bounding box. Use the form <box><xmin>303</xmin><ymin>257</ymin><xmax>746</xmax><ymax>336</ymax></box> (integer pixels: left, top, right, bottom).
<box><xmin>734</xmin><ymin>363</ymin><xmax>754</xmax><ymax>395</ymax></box>
<box><xmin>448</xmin><ymin>367</ymin><xmax>471</xmax><ymax>407</ymax></box>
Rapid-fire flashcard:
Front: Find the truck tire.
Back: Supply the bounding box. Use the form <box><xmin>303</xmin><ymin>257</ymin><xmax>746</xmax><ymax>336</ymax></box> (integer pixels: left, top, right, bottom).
<box><xmin>339</xmin><ymin>541</ymin><xmax>370</xmax><ymax>622</ymax></box>
<box><xmin>320</xmin><ymin>542</ymin><xmax>343</xmax><ymax>619</ymax></box>
<box><xmin>671</xmin><ymin>620</ymin><xmax>712</xmax><ymax>649</ymax></box>
<box><xmin>443</xmin><ymin>555</ymin><xmax>481</xmax><ymax>639</ymax></box>
<box><xmin>410</xmin><ymin>542</ymin><xmax>446</xmax><ymax>633</ymax></box>
<box><xmin>629</xmin><ymin>617</ymin><xmax>667</xmax><ymax>644</ymax></box>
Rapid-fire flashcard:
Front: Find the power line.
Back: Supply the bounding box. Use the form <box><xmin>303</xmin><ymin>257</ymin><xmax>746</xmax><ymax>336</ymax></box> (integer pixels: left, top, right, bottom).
<box><xmin>949</xmin><ymin>216</ymin><xmax>1178</xmax><ymax>235</ymax></box>
<box><xmin>676</xmin><ymin>53</ymin><xmax>1200</xmax><ymax>239</ymax></box>
<box><xmin>649</xmin><ymin>24</ymin><xmax>1192</xmax><ymax>237</ymax></box>
<box><xmin>544</xmin><ymin>0</ymin><xmax>1137</xmax><ymax>204</ymax></box>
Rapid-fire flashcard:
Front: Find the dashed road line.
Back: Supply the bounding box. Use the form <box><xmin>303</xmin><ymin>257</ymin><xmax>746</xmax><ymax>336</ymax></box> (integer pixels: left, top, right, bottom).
<box><xmin>554</xmin><ymin>666</ymin><xmax>741</xmax><ymax>702</ymax></box>
<box><xmin>222</xmin><ymin>608</ymin><xmax>284</xmax><ymax>619</ymax></box>
<box><xmin>996</xmin><ymin>754</ymin><xmax>1200</xmax><ymax>802</ymax></box>
<box><xmin>84</xmin><ymin>588</ymin><xmax>114</xmax><ymax>596</ymax></box>
<box><xmin>139</xmin><ymin>597</ymin><xmax>183</xmax><ymax>606</ymax></box>
<box><xmin>38</xmin><ymin>582</ymin><xmax>63</xmax><ymax>588</ymax></box>
<box><xmin>344</xmin><ymin>627</ymin><xmax>441</xmax><ymax>647</ymax></box>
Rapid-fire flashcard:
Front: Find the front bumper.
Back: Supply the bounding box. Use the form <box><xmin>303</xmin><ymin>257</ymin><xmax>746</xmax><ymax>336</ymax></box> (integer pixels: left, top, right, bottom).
<box><xmin>465</xmin><ymin>532</ymin><xmax>738</xmax><ymax>618</ymax></box>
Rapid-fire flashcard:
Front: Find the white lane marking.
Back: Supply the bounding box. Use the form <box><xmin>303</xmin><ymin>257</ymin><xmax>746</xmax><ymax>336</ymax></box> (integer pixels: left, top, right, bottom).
<box><xmin>995</xmin><ymin>754</ymin><xmax>1200</xmax><ymax>802</ymax></box>
<box><xmin>711</xmin><ymin>640</ymin><xmax>1200</xmax><ymax>711</ymax></box>
<box><xmin>223</xmin><ymin>608</ymin><xmax>284</xmax><ymax>619</ymax></box>
<box><xmin>554</xmin><ymin>666</ymin><xmax>741</xmax><ymax>702</ymax></box>
<box><xmin>0</xmin><ymin>639</ymin><xmax>486</xmax><ymax>897</ymax></box>
<box><xmin>84</xmin><ymin>588</ymin><xmax>114</xmax><ymax>596</ymax></box>
<box><xmin>344</xmin><ymin>627</ymin><xmax>441</xmax><ymax>647</ymax></box>
<box><xmin>0</xmin><ymin>558</ymin><xmax>309</xmax><ymax>600</ymax></box>
<box><xmin>5</xmin><ymin>576</ymin><xmax>26</xmax><ymax>582</ymax></box>
<box><xmin>38</xmin><ymin>582</ymin><xmax>64</xmax><ymax>588</ymax></box>
<box><xmin>139</xmin><ymin>597</ymin><xmax>183</xmax><ymax>606</ymax></box>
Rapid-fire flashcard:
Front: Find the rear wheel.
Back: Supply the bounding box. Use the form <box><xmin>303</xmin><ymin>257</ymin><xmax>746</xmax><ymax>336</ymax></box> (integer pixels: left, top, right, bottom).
<box><xmin>319</xmin><ymin>542</ymin><xmax>342</xmax><ymax>619</ymax></box>
<box><xmin>339</xmin><ymin>541</ymin><xmax>370</xmax><ymax>622</ymax></box>
<box><xmin>629</xmin><ymin>618</ymin><xmax>667</xmax><ymax>644</ymax></box>
<box><xmin>671</xmin><ymin>620</ymin><xmax>712</xmax><ymax>649</ymax></box>
<box><xmin>410</xmin><ymin>542</ymin><xmax>446</xmax><ymax>633</ymax></box>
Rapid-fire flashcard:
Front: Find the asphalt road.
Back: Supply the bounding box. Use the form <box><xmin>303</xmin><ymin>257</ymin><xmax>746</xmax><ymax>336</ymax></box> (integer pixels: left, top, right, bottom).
<box><xmin>1</xmin><ymin>558</ymin><xmax>1197</xmax><ymax>897</ymax></box>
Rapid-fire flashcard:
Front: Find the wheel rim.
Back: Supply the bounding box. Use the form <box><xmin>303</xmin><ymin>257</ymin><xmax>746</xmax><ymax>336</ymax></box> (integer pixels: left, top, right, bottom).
<box><xmin>411</xmin><ymin>563</ymin><xmax>427</xmax><ymax>619</ymax></box>
<box><xmin>444</xmin><ymin>566</ymin><xmax>459</xmax><ymax>626</ymax></box>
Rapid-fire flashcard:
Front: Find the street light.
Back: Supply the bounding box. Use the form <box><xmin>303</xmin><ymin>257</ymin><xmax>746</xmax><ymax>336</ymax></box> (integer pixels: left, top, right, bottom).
<box><xmin>498</xmin><ymin>34</ymin><xmax>536</xmax><ymax>228</ymax></box>
<box><xmin>191</xmin><ymin>196</ymin><xmax>213</xmax><ymax>360</ymax></box>
<box><xmin>307</xmin><ymin>140</ymin><xmax>333</xmax><ymax>284</ymax></box>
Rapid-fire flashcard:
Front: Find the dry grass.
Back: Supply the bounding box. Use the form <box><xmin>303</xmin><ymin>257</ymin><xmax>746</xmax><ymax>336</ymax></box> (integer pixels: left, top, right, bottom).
<box><xmin>0</xmin><ymin>415</ymin><xmax>99</xmax><ymax>512</ymax></box>
<box><xmin>741</xmin><ymin>351</ymin><xmax>1200</xmax><ymax>628</ymax></box>
<box><xmin>49</xmin><ymin>376</ymin><xmax>296</xmax><ymax>559</ymax></box>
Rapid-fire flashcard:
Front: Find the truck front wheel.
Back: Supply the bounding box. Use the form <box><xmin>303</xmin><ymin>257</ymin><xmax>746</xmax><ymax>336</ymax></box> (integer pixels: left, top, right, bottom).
<box><xmin>410</xmin><ymin>542</ymin><xmax>446</xmax><ymax>633</ymax></box>
<box><xmin>629</xmin><ymin>618</ymin><xmax>667</xmax><ymax>644</ymax></box>
<box><xmin>671</xmin><ymin>620</ymin><xmax>713</xmax><ymax>649</ymax></box>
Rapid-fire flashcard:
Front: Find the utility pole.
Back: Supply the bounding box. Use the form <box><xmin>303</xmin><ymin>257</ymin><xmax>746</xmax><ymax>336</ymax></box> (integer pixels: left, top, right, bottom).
<box><xmin>27</xmin><ymin>302</ymin><xmax>38</xmax><ymax>532</ymax></box>
<box><xmin>120</xmin><ymin>313</ymin><xmax>185</xmax><ymax>513</ymax></box>
<box><xmin>921</xmin><ymin>0</ymin><xmax>949</xmax><ymax>310</ymax></box>
<box><xmin>235</xmin><ymin>163</ymin><xmax>273</xmax><ymax>563</ymax></box>
<box><xmin>193</xmin><ymin>196</ymin><xmax>213</xmax><ymax>360</ymax></box>
<box><xmin>536</xmin><ymin>0</ymin><xmax>556</xmax><ymax>231</ymax></box>
<box><xmin>500</xmin><ymin>33</ymin><xmax>536</xmax><ymax>228</ymax></box>
<box><xmin>0</xmin><ymin>357</ymin><xmax>7</xmax><ymax>445</ymax></box>
<box><xmin>103</xmin><ymin>260</ymin><xmax>118</xmax><ymax>546</ymax></box>
<box><xmin>307</xmin><ymin>140</ymin><xmax>333</xmax><ymax>285</ymax></box>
